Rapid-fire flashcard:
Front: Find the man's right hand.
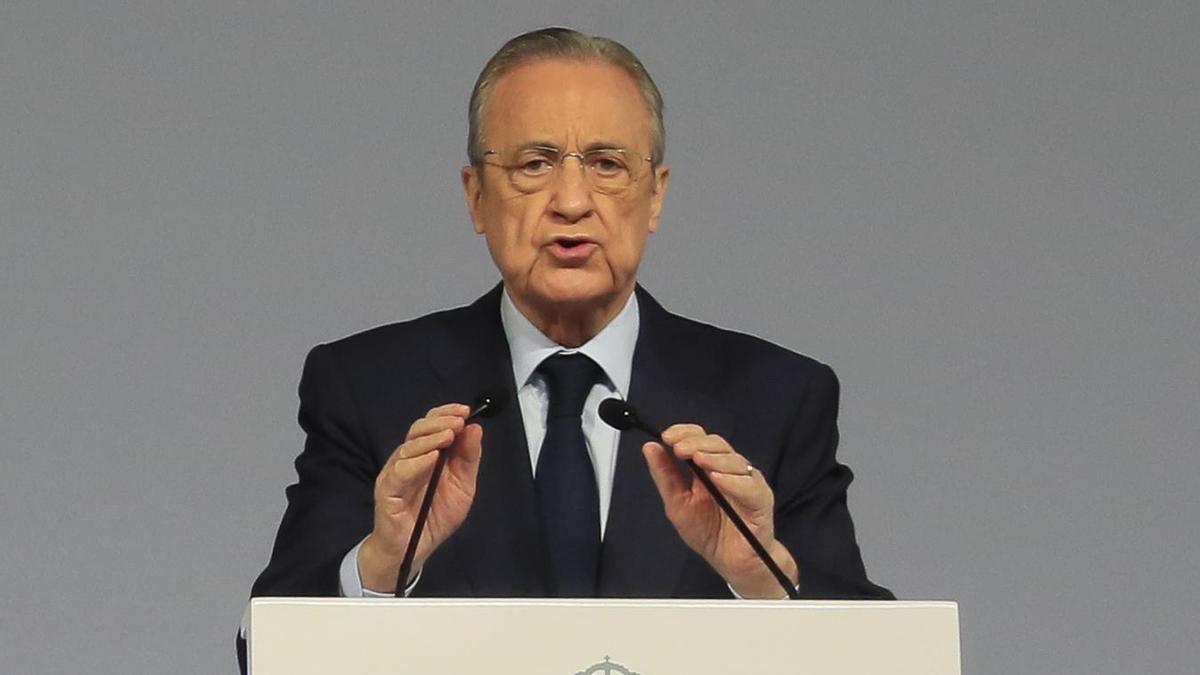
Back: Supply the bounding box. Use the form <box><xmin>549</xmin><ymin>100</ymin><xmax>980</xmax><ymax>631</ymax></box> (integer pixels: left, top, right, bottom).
<box><xmin>358</xmin><ymin>403</ymin><xmax>483</xmax><ymax>593</ymax></box>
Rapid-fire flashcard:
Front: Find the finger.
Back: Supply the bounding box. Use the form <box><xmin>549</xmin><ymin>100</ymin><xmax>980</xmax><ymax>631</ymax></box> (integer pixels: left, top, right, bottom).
<box><xmin>661</xmin><ymin>423</ymin><xmax>706</xmax><ymax>446</ymax></box>
<box><xmin>427</xmin><ymin>402</ymin><xmax>471</xmax><ymax>418</ymax></box>
<box><xmin>690</xmin><ymin>450</ymin><xmax>757</xmax><ymax>477</ymax></box>
<box><xmin>708</xmin><ymin>470</ymin><xmax>774</xmax><ymax>514</ymax></box>
<box><xmin>394</xmin><ymin>427</ymin><xmax>456</xmax><ymax>462</ymax></box>
<box><xmin>407</xmin><ymin>414</ymin><xmax>466</xmax><ymax>441</ymax></box>
<box><xmin>377</xmin><ymin>450</ymin><xmax>439</xmax><ymax>500</ymax></box>
<box><xmin>410</xmin><ymin>401</ymin><xmax>470</xmax><ymax>432</ymax></box>
<box><xmin>642</xmin><ymin>441</ymin><xmax>690</xmax><ymax>509</ymax></box>
<box><xmin>672</xmin><ymin>432</ymin><xmax>735</xmax><ymax>459</ymax></box>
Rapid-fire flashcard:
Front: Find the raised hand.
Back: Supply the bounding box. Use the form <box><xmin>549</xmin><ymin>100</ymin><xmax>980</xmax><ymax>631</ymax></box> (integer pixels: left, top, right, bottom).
<box><xmin>358</xmin><ymin>403</ymin><xmax>483</xmax><ymax>593</ymax></box>
<box><xmin>643</xmin><ymin>424</ymin><xmax>799</xmax><ymax>598</ymax></box>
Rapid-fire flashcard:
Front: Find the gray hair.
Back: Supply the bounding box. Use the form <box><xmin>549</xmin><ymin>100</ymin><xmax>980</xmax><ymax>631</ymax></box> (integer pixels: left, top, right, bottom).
<box><xmin>467</xmin><ymin>27</ymin><xmax>665</xmax><ymax>166</ymax></box>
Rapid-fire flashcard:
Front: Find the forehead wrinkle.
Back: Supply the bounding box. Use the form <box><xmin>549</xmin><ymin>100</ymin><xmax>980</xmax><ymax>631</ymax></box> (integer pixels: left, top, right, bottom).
<box><xmin>484</xmin><ymin>60</ymin><xmax>653</xmax><ymax>155</ymax></box>
<box><xmin>509</xmin><ymin>139</ymin><xmax>628</xmax><ymax>153</ymax></box>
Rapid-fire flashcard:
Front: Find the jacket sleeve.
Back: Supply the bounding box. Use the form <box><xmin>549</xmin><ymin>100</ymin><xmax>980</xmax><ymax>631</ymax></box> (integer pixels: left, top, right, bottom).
<box><xmin>249</xmin><ymin>343</ymin><xmax>380</xmax><ymax>598</ymax></box>
<box><xmin>773</xmin><ymin>363</ymin><xmax>895</xmax><ymax>600</ymax></box>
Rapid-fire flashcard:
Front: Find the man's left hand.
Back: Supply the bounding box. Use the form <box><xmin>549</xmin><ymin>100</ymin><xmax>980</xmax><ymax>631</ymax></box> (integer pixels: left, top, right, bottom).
<box><xmin>643</xmin><ymin>425</ymin><xmax>799</xmax><ymax>598</ymax></box>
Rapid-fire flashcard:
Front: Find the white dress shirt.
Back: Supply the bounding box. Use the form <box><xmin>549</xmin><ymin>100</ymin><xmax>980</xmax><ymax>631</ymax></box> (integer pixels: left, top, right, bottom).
<box><xmin>337</xmin><ymin>289</ymin><xmax>640</xmax><ymax>597</ymax></box>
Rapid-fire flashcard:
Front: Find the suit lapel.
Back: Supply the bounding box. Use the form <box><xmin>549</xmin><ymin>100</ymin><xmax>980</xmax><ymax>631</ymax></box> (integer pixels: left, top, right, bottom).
<box><xmin>426</xmin><ymin>286</ymin><xmax>548</xmax><ymax>596</ymax></box>
<box><xmin>599</xmin><ymin>288</ymin><xmax>732</xmax><ymax>597</ymax></box>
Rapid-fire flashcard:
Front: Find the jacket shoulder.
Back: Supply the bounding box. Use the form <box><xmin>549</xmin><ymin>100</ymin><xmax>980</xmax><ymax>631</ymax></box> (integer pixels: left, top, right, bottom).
<box><xmin>310</xmin><ymin>298</ymin><xmax>484</xmax><ymax>368</ymax></box>
<box><xmin>654</xmin><ymin>306</ymin><xmax>837</xmax><ymax>390</ymax></box>
<box><xmin>330</xmin><ymin>307</ymin><xmax>450</xmax><ymax>352</ymax></box>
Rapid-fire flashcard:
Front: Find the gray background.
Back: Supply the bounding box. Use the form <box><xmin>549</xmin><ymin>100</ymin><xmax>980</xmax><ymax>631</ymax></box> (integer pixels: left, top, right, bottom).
<box><xmin>2</xmin><ymin>1</ymin><xmax>1197</xmax><ymax>673</ymax></box>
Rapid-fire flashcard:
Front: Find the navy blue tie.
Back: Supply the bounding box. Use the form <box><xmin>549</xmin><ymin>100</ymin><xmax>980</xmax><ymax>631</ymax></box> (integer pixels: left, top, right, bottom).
<box><xmin>534</xmin><ymin>353</ymin><xmax>602</xmax><ymax>597</ymax></box>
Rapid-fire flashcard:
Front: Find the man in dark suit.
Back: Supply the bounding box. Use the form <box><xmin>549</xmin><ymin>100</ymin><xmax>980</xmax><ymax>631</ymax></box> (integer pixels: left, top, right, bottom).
<box><xmin>246</xmin><ymin>27</ymin><xmax>889</xmax><ymax>660</ymax></box>
<box><xmin>251</xmin><ymin>280</ymin><xmax>890</xmax><ymax>599</ymax></box>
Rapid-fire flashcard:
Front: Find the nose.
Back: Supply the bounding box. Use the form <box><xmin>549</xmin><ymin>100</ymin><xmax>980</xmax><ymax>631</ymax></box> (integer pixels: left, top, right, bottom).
<box><xmin>547</xmin><ymin>154</ymin><xmax>594</xmax><ymax>223</ymax></box>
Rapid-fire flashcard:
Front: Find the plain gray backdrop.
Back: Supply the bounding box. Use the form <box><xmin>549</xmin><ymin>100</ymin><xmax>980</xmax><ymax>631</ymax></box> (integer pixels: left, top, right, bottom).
<box><xmin>2</xmin><ymin>1</ymin><xmax>1197</xmax><ymax>673</ymax></box>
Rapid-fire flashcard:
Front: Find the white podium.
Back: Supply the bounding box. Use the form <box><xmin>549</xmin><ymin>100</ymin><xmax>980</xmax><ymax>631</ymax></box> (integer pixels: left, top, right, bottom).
<box><xmin>247</xmin><ymin>597</ymin><xmax>959</xmax><ymax>674</ymax></box>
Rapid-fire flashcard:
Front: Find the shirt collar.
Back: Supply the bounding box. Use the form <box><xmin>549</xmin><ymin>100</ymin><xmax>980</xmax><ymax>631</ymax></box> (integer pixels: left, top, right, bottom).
<box><xmin>500</xmin><ymin>287</ymin><xmax>639</xmax><ymax>397</ymax></box>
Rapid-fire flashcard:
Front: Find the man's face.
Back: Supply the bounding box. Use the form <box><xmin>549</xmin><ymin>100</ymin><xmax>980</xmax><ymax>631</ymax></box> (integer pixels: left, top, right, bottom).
<box><xmin>462</xmin><ymin>59</ymin><xmax>669</xmax><ymax>319</ymax></box>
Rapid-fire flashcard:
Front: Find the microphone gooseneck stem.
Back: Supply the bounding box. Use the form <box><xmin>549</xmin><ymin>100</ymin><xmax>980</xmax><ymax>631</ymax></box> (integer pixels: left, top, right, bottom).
<box><xmin>394</xmin><ymin>450</ymin><xmax>447</xmax><ymax>596</ymax></box>
<box><xmin>393</xmin><ymin>398</ymin><xmax>496</xmax><ymax>597</ymax></box>
<box><xmin>633</xmin><ymin>418</ymin><xmax>801</xmax><ymax>600</ymax></box>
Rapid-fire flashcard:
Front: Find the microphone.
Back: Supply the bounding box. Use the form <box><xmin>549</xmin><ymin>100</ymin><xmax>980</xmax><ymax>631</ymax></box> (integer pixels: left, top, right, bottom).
<box><xmin>598</xmin><ymin>398</ymin><xmax>801</xmax><ymax>600</ymax></box>
<box><xmin>395</xmin><ymin>389</ymin><xmax>509</xmax><ymax>596</ymax></box>
<box><xmin>466</xmin><ymin>389</ymin><xmax>508</xmax><ymax>421</ymax></box>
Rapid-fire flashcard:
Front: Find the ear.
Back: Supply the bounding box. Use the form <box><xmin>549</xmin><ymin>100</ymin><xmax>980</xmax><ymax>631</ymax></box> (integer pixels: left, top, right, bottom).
<box><xmin>462</xmin><ymin>165</ymin><xmax>485</xmax><ymax>234</ymax></box>
<box><xmin>647</xmin><ymin>164</ymin><xmax>670</xmax><ymax>234</ymax></box>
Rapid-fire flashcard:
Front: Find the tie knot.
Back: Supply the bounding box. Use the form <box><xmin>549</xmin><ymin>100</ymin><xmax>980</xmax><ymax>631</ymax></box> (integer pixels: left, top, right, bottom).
<box><xmin>538</xmin><ymin>353</ymin><xmax>601</xmax><ymax>420</ymax></box>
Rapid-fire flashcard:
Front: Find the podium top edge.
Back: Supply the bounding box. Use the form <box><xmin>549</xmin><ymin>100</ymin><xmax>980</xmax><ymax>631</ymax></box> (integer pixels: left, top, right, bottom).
<box><xmin>250</xmin><ymin>597</ymin><xmax>958</xmax><ymax>611</ymax></box>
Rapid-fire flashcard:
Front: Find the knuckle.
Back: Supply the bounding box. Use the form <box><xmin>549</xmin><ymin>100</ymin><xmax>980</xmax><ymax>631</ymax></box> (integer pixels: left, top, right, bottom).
<box><xmin>407</xmin><ymin>421</ymin><xmax>425</xmax><ymax>439</ymax></box>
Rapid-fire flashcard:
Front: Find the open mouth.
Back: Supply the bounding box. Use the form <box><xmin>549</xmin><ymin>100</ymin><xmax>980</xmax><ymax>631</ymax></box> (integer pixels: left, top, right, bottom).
<box><xmin>550</xmin><ymin>235</ymin><xmax>597</xmax><ymax>248</ymax></box>
<box><xmin>548</xmin><ymin>237</ymin><xmax>597</xmax><ymax>260</ymax></box>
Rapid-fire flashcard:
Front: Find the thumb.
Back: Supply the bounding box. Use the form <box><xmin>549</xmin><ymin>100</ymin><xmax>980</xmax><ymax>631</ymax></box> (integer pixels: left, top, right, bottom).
<box><xmin>458</xmin><ymin>423</ymin><xmax>483</xmax><ymax>465</ymax></box>
<box><xmin>447</xmin><ymin>423</ymin><xmax>483</xmax><ymax>483</ymax></box>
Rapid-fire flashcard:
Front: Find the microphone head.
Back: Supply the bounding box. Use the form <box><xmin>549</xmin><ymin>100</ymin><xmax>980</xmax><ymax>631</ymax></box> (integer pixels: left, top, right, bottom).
<box><xmin>598</xmin><ymin>398</ymin><xmax>638</xmax><ymax>431</ymax></box>
<box><xmin>469</xmin><ymin>389</ymin><xmax>510</xmax><ymax>420</ymax></box>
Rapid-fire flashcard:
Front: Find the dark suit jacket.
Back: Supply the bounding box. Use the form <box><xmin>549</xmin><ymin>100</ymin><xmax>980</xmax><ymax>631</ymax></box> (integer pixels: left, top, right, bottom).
<box><xmin>250</xmin><ymin>284</ymin><xmax>891</xmax><ymax>600</ymax></box>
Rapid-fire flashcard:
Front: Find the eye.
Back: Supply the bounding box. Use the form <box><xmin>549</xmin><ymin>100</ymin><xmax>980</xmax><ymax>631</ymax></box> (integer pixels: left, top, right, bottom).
<box><xmin>518</xmin><ymin>157</ymin><xmax>554</xmax><ymax>176</ymax></box>
<box><xmin>511</xmin><ymin>148</ymin><xmax>559</xmax><ymax>177</ymax></box>
<box><xmin>587</xmin><ymin>152</ymin><xmax>629</xmax><ymax>177</ymax></box>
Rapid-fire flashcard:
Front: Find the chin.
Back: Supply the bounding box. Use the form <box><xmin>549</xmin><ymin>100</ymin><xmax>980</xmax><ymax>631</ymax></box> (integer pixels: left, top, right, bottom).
<box><xmin>529</xmin><ymin>272</ymin><xmax>617</xmax><ymax>310</ymax></box>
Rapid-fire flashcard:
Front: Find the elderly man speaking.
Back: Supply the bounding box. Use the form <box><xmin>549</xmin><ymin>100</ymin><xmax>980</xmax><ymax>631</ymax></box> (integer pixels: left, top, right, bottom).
<box><xmin>247</xmin><ymin>27</ymin><xmax>890</xmax><ymax>625</ymax></box>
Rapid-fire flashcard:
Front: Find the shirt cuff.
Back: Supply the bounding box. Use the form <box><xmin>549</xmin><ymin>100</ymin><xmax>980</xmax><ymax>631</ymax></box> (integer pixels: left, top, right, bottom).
<box><xmin>726</xmin><ymin>582</ymin><xmax>799</xmax><ymax>600</ymax></box>
<box><xmin>339</xmin><ymin>538</ymin><xmax>421</xmax><ymax>597</ymax></box>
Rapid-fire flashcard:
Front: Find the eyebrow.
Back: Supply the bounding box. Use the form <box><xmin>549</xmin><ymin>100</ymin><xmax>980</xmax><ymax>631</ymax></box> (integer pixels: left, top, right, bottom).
<box><xmin>512</xmin><ymin>140</ymin><xmax>629</xmax><ymax>152</ymax></box>
<box><xmin>514</xmin><ymin>141</ymin><xmax>561</xmax><ymax>152</ymax></box>
<box><xmin>583</xmin><ymin>140</ymin><xmax>625</xmax><ymax>152</ymax></box>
